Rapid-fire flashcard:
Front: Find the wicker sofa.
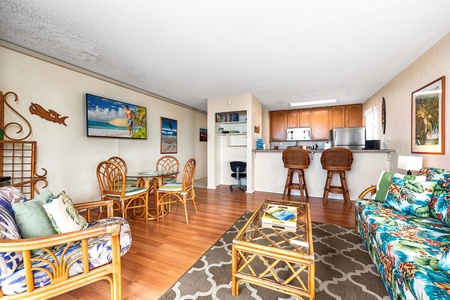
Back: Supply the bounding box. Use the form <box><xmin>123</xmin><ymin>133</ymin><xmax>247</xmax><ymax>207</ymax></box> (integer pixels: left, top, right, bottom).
<box><xmin>0</xmin><ymin>186</ymin><xmax>131</xmax><ymax>299</ymax></box>
<box><xmin>356</xmin><ymin>167</ymin><xmax>450</xmax><ymax>299</ymax></box>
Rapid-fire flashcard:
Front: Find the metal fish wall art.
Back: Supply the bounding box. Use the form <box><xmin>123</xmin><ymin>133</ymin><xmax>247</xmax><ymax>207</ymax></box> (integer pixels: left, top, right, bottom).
<box><xmin>29</xmin><ymin>102</ymin><xmax>68</xmax><ymax>126</ymax></box>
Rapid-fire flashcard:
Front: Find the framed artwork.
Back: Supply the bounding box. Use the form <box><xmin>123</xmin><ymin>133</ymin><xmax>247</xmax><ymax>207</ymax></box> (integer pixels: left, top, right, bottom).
<box><xmin>411</xmin><ymin>76</ymin><xmax>445</xmax><ymax>154</ymax></box>
<box><xmin>86</xmin><ymin>93</ymin><xmax>147</xmax><ymax>139</ymax></box>
<box><xmin>161</xmin><ymin>117</ymin><xmax>177</xmax><ymax>153</ymax></box>
<box><xmin>199</xmin><ymin>128</ymin><xmax>207</xmax><ymax>142</ymax></box>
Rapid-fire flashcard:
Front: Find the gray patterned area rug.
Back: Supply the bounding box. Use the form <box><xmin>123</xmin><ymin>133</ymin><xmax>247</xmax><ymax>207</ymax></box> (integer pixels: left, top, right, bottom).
<box><xmin>159</xmin><ymin>212</ymin><xmax>389</xmax><ymax>300</ymax></box>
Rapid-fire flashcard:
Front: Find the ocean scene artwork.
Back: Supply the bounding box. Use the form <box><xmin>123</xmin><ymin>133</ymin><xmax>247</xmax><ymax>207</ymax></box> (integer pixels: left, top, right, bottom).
<box><xmin>86</xmin><ymin>94</ymin><xmax>147</xmax><ymax>139</ymax></box>
<box><xmin>161</xmin><ymin>117</ymin><xmax>177</xmax><ymax>153</ymax></box>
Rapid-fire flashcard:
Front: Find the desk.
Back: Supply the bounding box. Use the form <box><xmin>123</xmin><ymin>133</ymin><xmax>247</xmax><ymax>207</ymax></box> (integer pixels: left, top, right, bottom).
<box><xmin>127</xmin><ymin>170</ymin><xmax>179</xmax><ymax>220</ymax></box>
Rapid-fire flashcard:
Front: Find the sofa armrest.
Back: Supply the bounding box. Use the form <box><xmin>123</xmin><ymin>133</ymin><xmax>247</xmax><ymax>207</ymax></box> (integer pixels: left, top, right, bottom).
<box><xmin>358</xmin><ymin>185</ymin><xmax>377</xmax><ymax>199</ymax></box>
<box><xmin>74</xmin><ymin>200</ymin><xmax>114</xmax><ymax>221</ymax></box>
<box><xmin>0</xmin><ymin>220</ymin><xmax>122</xmax><ymax>298</ymax></box>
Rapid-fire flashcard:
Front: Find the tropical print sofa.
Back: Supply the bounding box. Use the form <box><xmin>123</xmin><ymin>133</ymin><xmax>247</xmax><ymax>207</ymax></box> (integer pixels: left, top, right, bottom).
<box><xmin>0</xmin><ymin>186</ymin><xmax>131</xmax><ymax>299</ymax></box>
<box><xmin>356</xmin><ymin>167</ymin><xmax>450</xmax><ymax>300</ymax></box>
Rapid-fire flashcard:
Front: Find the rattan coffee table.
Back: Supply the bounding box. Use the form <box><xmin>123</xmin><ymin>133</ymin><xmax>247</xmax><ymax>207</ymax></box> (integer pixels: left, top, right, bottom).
<box><xmin>231</xmin><ymin>199</ymin><xmax>315</xmax><ymax>299</ymax></box>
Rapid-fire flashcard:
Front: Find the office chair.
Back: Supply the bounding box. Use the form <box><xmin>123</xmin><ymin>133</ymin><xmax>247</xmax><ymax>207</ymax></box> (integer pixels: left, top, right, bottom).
<box><xmin>230</xmin><ymin>161</ymin><xmax>247</xmax><ymax>191</ymax></box>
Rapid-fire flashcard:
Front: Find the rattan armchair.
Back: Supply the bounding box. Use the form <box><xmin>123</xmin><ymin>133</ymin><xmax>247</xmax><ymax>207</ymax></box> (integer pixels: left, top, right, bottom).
<box><xmin>156</xmin><ymin>158</ymin><xmax>197</xmax><ymax>224</ymax></box>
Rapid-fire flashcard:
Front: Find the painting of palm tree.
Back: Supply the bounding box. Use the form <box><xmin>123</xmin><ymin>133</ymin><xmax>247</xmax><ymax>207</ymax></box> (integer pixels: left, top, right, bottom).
<box><xmin>161</xmin><ymin>117</ymin><xmax>177</xmax><ymax>153</ymax></box>
<box><xmin>412</xmin><ymin>77</ymin><xmax>445</xmax><ymax>154</ymax></box>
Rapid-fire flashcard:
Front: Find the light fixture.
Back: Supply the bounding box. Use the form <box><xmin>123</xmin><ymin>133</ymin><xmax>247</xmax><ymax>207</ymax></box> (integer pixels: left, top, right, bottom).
<box><xmin>289</xmin><ymin>98</ymin><xmax>338</xmax><ymax>107</ymax></box>
<box><xmin>398</xmin><ymin>155</ymin><xmax>423</xmax><ymax>175</ymax></box>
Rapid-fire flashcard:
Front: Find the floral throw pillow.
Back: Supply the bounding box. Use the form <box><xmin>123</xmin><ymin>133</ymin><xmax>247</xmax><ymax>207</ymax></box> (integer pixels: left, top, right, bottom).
<box><xmin>43</xmin><ymin>192</ymin><xmax>88</xmax><ymax>233</ymax></box>
<box><xmin>384</xmin><ymin>177</ymin><xmax>436</xmax><ymax>217</ymax></box>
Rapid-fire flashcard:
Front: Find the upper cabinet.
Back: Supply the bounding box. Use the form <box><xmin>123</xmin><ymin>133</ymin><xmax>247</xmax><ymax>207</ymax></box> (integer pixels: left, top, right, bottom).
<box><xmin>345</xmin><ymin>104</ymin><xmax>363</xmax><ymax>128</ymax></box>
<box><xmin>269</xmin><ymin>104</ymin><xmax>363</xmax><ymax>141</ymax></box>
<box><xmin>286</xmin><ymin>110</ymin><xmax>299</xmax><ymax>128</ymax></box>
<box><xmin>330</xmin><ymin>106</ymin><xmax>345</xmax><ymax>128</ymax></box>
<box><xmin>269</xmin><ymin>110</ymin><xmax>287</xmax><ymax>141</ymax></box>
<box><xmin>310</xmin><ymin>107</ymin><xmax>330</xmax><ymax>140</ymax></box>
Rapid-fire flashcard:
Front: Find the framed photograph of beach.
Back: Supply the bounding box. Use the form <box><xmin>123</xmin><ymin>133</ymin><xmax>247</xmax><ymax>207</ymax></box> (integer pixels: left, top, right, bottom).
<box><xmin>199</xmin><ymin>128</ymin><xmax>207</xmax><ymax>142</ymax></box>
<box><xmin>161</xmin><ymin>117</ymin><xmax>177</xmax><ymax>153</ymax></box>
<box><xmin>411</xmin><ymin>76</ymin><xmax>445</xmax><ymax>154</ymax></box>
<box><xmin>86</xmin><ymin>94</ymin><xmax>147</xmax><ymax>139</ymax></box>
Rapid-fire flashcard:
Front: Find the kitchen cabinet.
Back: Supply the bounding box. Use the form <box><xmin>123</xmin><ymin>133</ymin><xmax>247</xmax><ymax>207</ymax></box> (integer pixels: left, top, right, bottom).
<box><xmin>286</xmin><ymin>110</ymin><xmax>299</xmax><ymax>128</ymax></box>
<box><xmin>270</xmin><ymin>110</ymin><xmax>287</xmax><ymax>141</ymax></box>
<box><xmin>269</xmin><ymin>104</ymin><xmax>362</xmax><ymax>141</ymax></box>
<box><xmin>345</xmin><ymin>104</ymin><xmax>363</xmax><ymax>127</ymax></box>
<box><xmin>330</xmin><ymin>106</ymin><xmax>345</xmax><ymax>128</ymax></box>
<box><xmin>310</xmin><ymin>107</ymin><xmax>330</xmax><ymax>140</ymax></box>
<box><xmin>299</xmin><ymin>109</ymin><xmax>311</xmax><ymax>127</ymax></box>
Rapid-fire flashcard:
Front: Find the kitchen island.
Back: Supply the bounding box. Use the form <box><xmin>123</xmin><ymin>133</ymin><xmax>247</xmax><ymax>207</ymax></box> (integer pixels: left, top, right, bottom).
<box><xmin>253</xmin><ymin>148</ymin><xmax>395</xmax><ymax>202</ymax></box>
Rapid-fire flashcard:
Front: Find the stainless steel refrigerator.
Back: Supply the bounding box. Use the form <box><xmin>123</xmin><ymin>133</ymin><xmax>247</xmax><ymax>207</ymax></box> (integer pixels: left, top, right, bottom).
<box><xmin>331</xmin><ymin>127</ymin><xmax>365</xmax><ymax>150</ymax></box>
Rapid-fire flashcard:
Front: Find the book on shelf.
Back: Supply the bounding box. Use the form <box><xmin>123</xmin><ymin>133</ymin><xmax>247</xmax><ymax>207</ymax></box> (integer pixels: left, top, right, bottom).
<box><xmin>262</xmin><ymin>204</ymin><xmax>297</xmax><ymax>231</ymax></box>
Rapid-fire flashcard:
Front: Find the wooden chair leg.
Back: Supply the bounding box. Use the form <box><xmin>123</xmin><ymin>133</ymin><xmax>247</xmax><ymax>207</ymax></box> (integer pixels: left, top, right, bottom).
<box><xmin>340</xmin><ymin>171</ymin><xmax>351</xmax><ymax>206</ymax></box>
<box><xmin>282</xmin><ymin>169</ymin><xmax>292</xmax><ymax>199</ymax></box>
<box><xmin>323</xmin><ymin>171</ymin><xmax>332</xmax><ymax>205</ymax></box>
<box><xmin>300</xmin><ymin>169</ymin><xmax>309</xmax><ymax>200</ymax></box>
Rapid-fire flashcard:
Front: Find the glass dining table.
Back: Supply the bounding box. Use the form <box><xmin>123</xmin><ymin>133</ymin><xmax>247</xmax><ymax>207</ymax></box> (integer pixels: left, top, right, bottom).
<box><xmin>127</xmin><ymin>170</ymin><xmax>179</xmax><ymax>220</ymax></box>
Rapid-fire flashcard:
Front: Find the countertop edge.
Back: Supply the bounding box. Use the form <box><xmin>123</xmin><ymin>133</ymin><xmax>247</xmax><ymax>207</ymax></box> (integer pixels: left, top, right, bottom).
<box><xmin>253</xmin><ymin>149</ymin><xmax>396</xmax><ymax>153</ymax></box>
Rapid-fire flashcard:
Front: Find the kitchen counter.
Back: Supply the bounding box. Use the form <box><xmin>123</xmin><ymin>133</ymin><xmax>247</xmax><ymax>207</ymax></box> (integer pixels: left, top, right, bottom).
<box><xmin>253</xmin><ymin>148</ymin><xmax>395</xmax><ymax>153</ymax></box>
<box><xmin>252</xmin><ymin>149</ymin><xmax>396</xmax><ymax>201</ymax></box>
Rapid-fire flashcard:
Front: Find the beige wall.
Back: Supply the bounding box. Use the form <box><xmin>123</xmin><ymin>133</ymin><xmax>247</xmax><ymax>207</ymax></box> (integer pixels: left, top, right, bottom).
<box><xmin>0</xmin><ymin>46</ymin><xmax>207</xmax><ymax>201</ymax></box>
<box><xmin>363</xmin><ymin>32</ymin><xmax>450</xmax><ymax>171</ymax></box>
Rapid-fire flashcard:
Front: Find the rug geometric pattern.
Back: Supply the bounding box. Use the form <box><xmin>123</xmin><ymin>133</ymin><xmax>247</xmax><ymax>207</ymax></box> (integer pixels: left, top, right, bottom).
<box><xmin>159</xmin><ymin>212</ymin><xmax>390</xmax><ymax>300</ymax></box>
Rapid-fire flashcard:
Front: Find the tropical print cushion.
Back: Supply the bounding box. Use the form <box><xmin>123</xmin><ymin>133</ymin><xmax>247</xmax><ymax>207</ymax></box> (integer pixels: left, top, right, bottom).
<box><xmin>384</xmin><ymin>177</ymin><xmax>436</xmax><ymax>217</ymax></box>
<box><xmin>0</xmin><ymin>198</ymin><xmax>22</xmax><ymax>280</ymax></box>
<box><xmin>0</xmin><ymin>186</ymin><xmax>26</xmax><ymax>204</ymax></box>
<box><xmin>419</xmin><ymin>167</ymin><xmax>450</xmax><ymax>225</ymax></box>
<box><xmin>356</xmin><ymin>199</ymin><xmax>450</xmax><ymax>300</ymax></box>
<box><xmin>0</xmin><ymin>217</ymin><xmax>132</xmax><ymax>295</ymax></box>
<box><xmin>373</xmin><ymin>171</ymin><xmax>424</xmax><ymax>202</ymax></box>
<box><xmin>43</xmin><ymin>191</ymin><xmax>88</xmax><ymax>233</ymax></box>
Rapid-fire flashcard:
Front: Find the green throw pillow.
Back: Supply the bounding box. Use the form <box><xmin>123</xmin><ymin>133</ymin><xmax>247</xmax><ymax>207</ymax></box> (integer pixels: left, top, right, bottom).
<box><xmin>12</xmin><ymin>189</ymin><xmax>57</xmax><ymax>238</ymax></box>
<box><xmin>43</xmin><ymin>191</ymin><xmax>88</xmax><ymax>234</ymax></box>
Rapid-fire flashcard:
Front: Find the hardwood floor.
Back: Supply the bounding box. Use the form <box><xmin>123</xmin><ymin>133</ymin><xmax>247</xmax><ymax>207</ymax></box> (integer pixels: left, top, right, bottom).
<box><xmin>53</xmin><ymin>186</ymin><xmax>356</xmax><ymax>300</ymax></box>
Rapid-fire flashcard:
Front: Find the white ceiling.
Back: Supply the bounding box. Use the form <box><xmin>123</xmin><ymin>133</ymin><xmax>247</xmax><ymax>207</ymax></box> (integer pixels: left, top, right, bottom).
<box><xmin>1</xmin><ymin>1</ymin><xmax>450</xmax><ymax>112</ymax></box>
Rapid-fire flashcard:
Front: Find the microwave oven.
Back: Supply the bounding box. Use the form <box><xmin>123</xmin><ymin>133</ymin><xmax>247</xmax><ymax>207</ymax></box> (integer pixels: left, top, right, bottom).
<box><xmin>286</xmin><ymin>128</ymin><xmax>311</xmax><ymax>141</ymax></box>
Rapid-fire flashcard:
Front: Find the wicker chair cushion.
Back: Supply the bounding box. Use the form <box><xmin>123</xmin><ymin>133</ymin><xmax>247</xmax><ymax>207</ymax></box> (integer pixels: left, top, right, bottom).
<box><xmin>0</xmin><ymin>217</ymin><xmax>132</xmax><ymax>295</ymax></box>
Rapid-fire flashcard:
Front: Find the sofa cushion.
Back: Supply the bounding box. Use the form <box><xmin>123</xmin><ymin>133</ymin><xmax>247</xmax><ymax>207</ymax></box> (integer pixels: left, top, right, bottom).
<box><xmin>12</xmin><ymin>189</ymin><xmax>57</xmax><ymax>238</ymax></box>
<box><xmin>374</xmin><ymin>171</ymin><xmax>425</xmax><ymax>202</ymax></box>
<box><xmin>384</xmin><ymin>177</ymin><xmax>436</xmax><ymax>217</ymax></box>
<box><xmin>0</xmin><ymin>217</ymin><xmax>132</xmax><ymax>295</ymax></box>
<box><xmin>356</xmin><ymin>199</ymin><xmax>450</xmax><ymax>300</ymax></box>
<box><xmin>43</xmin><ymin>192</ymin><xmax>88</xmax><ymax>233</ymax></box>
<box><xmin>0</xmin><ymin>186</ymin><xmax>26</xmax><ymax>204</ymax></box>
<box><xmin>0</xmin><ymin>198</ymin><xmax>22</xmax><ymax>280</ymax></box>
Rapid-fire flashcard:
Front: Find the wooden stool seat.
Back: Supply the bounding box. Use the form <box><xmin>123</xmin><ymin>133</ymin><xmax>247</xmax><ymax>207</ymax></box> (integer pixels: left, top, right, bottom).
<box><xmin>282</xmin><ymin>148</ymin><xmax>310</xmax><ymax>201</ymax></box>
<box><xmin>321</xmin><ymin>147</ymin><xmax>353</xmax><ymax>206</ymax></box>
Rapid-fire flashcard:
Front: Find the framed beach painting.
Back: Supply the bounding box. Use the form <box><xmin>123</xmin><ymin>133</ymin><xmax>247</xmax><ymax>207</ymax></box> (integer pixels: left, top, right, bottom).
<box><xmin>86</xmin><ymin>93</ymin><xmax>147</xmax><ymax>139</ymax></box>
<box><xmin>411</xmin><ymin>76</ymin><xmax>445</xmax><ymax>154</ymax></box>
<box><xmin>199</xmin><ymin>128</ymin><xmax>207</xmax><ymax>142</ymax></box>
<box><xmin>161</xmin><ymin>117</ymin><xmax>177</xmax><ymax>153</ymax></box>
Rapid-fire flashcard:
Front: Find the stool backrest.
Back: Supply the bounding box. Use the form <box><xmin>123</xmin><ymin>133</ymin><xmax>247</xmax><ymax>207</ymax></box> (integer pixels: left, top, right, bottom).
<box><xmin>321</xmin><ymin>147</ymin><xmax>353</xmax><ymax>171</ymax></box>
<box><xmin>282</xmin><ymin>148</ymin><xmax>310</xmax><ymax>169</ymax></box>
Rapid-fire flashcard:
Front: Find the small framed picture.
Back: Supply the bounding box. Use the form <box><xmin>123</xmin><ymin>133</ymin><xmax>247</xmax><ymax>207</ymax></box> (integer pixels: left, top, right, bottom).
<box><xmin>199</xmin><ymin>128</ymin><xmax>207</xmax><ymax>142</ymax></box>
<box><xmin>161</xmin><ymin>117</ymin><xmax>177</xmax><ymax>153</ymax></box>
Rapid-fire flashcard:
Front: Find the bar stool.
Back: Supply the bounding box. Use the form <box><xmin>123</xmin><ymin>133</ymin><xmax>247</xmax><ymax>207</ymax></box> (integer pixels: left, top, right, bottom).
<box><xmin>321</xmin><ymin>147</ymin><xmax>353</xmax><ymax>206</ymax></box>
<box><xmin>282</xmin><ymin>148</ymin><xmax>310</xmax><ymax>201</ymax></box>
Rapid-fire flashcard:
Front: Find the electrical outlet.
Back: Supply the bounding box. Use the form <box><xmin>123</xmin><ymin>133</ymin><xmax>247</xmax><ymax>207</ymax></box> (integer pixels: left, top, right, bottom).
<box><xmin>388</xmin><ymin>136</ymin><xmax>392</xmax><ymax>143</ymax></box>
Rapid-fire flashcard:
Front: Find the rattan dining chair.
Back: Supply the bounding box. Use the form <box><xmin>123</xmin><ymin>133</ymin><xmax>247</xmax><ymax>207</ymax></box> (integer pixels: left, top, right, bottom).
<box><xmin>156</xmin><ymin>155</ymin><xmax>180</xmax><ymax>183</ymax></box>
<box><xmin>108</xmin><ymin>156</ymin><xmax>137</xmax><ymax>187</ymax></box>
<box><xmin>156</xmin><ymin>158</ymin><xmax>197</xmax><ymax>224</ymax></box>
<box><xmin>97</xmin><ymin>160</ymin><xmax>149</xmax><ymax>222</ymax></box>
